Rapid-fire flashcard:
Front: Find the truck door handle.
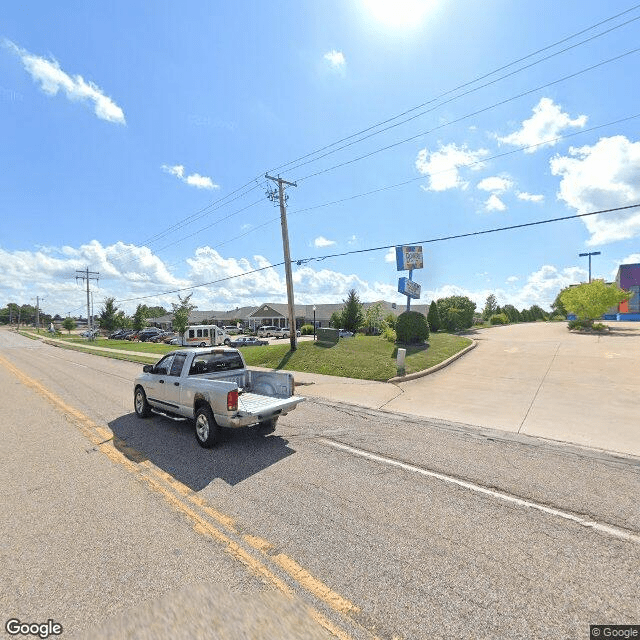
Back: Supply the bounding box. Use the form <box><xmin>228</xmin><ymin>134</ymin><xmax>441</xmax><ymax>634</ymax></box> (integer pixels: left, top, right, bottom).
<box><xmin>159</xmin><ymin>380</ymin><xmax>165</xmax><ymax>384</ymax></box>
<box><xmin>174</xmin><ymin>382</ymin><xmax>179</xmax><ymax>386</ymax></box>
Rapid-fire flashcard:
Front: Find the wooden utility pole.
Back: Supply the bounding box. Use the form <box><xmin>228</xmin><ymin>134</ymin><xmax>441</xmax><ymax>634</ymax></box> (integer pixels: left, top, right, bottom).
<box><xmin>265</xmin><ymin>174</ymin><xmax>297</xmax><ymax>351</ymax></box>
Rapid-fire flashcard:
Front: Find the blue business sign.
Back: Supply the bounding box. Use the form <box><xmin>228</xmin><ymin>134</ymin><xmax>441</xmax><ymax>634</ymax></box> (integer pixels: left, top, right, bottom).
<box><xmin>396</xmin><ymin>245</ymin><xmax>423</xmax><ymax>271</ymax></box>
<box><xmin>398</xmin><ymin>277</ymin><xmax>421</xmax><ymax>300</ymax></box>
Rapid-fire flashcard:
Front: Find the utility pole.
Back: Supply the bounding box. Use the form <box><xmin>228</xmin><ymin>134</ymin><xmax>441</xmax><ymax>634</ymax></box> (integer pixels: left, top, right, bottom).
<box><xmin>579</xmin><ymin>251</ymin><xmax>601</xmax><ymax>283</ymax></box>
<box><xmin>76</xmin><ymin>267</ymin><xmax>99</xmax><ymax>329</ymax></box>
<box><xmin>265</xmin><ymin>173</ymin><xmax>297</xmax><ymax>351</ymax></box>
<box><xmin>33</xmin><ymin>296</ymin><xmax>45</xmax><ymax>332</ymax></box>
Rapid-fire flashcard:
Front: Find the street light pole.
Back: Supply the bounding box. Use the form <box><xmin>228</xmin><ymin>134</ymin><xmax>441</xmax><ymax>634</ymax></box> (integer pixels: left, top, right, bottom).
<box><xmin>579</xmin><ymin>251</ymin><xmax>601</xmax><ymax>283</ymax></box>
<box><xmin>313</xmin><ymin>305</ymin><xmax>316</xmax><ymax>341</ymax></box>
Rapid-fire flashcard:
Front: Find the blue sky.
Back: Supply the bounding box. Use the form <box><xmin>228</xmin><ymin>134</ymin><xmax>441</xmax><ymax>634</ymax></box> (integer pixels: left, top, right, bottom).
<box><xmin>1</xmin><ymin>0</ymin><xmax>639</xmax><ymax>319</ymax></box>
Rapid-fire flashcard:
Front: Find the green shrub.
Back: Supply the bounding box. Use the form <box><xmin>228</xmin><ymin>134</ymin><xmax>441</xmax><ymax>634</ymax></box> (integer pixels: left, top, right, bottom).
<box><xmin>568</xmin><ymin>318</ymin><xmax>593</xmax><ymax>331</ymax></box>
<box><xmin>550</xmin><ymin>314</ymin><xmax>566</xmax><ymax>321</ymax></box>
<box><xmin>427</xmin><ymin>300</ymin><xmax>441</xmax><ymax>332</ymax></box>
<box><xmin>489</xmin><ymin>313</ymin><xmax>509</xmax><ymax>325</ymax></box>
<box><xmin>396</xmin><ymin>311</ymin><xmax>429</xmax><ymax>344</ymax></box>
<box><xmin>381</xmin><ymin>327</ymin><xmax>397</xmax><ymax>343</ymax></box>
<box><xmin>592</xmin><ymin>323</ymin><xmax>609</xmax><ymax>332</ymax></box>
<box><xmin>300</xmin><ymin>324</ymin><xmax>314</xmax><ymax>335</ymax></box>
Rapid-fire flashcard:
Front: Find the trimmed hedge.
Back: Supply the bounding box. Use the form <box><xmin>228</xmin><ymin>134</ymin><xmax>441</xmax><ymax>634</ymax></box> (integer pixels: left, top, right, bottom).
<box><xmin>396</xmin><ymin>311</ymin><xmax>429</xmax><ymax>344</ymax></box>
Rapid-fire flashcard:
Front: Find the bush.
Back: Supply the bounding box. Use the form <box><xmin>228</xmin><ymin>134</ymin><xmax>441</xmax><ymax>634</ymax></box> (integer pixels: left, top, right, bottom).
<box><xmin>592</xmin><ymin>323</ymin><xmax>609</xmax><ymax>332</ymax></box>
<box><xmin>489</xmin><ymin>313</ymin><xmax>509</xmax><ymax>325</ymax></box>
<box><xmin>396</xmin><ymin>311</ymin><xmax>429</xmax><ymax>344</ymax></box>
<box><xmin>568</xmin><ymin>318</ymin><xmax>593</xmax><ymax>331</ymax></box>
<box><xmin>381</xmin><ymin>327</ymin><xmax>397</xmax><ymax>343</ymax></box>
<box><xmin>437</xmin><ymin>296</ymin><xmax>476</xmax><ymax>332</ymax></box>
<box><xmin>550</xmin><ymin>314</ymin><xmax>566</xmax><ymax>321</ymax></box>
<box><xmin>300</xmin><ymin>324</ymin><xmax>314</xmax><ymax>335</ymax></box>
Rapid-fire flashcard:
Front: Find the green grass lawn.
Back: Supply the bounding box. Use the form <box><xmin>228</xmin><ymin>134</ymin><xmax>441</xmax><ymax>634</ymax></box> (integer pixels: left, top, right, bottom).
<box><xmin>241</xmin><ymin>333</ymin><xmax>472</xmax><ymax>381</ymax></box>
<box><xmin>29</xmin><ymin>332</ymin><xmax>472</xmax><ymax>381</ymax></box>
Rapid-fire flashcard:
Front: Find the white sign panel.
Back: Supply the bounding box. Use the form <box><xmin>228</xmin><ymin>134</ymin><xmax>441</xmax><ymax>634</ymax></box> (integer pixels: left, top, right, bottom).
<box><xmin>396</xmin><ymin>245</ymin><xmax>424</xmax><ymax>271</ymax></box>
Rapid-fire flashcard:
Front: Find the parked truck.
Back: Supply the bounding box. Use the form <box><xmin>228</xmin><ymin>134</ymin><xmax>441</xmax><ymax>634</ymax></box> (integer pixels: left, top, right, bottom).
<box><xmin>133</xmin><ymin>347</ymin><xmax>304</xmax><ymax>447</ymax></box>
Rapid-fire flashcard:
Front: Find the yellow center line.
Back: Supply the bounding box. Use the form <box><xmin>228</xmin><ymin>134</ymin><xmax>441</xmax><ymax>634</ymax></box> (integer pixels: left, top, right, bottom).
<box><xmin>0</xmin><ymin>353</ymin><xmax>372</xmax><ymax>640</ymax></box>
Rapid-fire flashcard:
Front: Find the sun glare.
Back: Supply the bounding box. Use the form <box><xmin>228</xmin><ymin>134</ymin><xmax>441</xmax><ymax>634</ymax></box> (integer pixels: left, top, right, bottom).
<box><xmin>363</xmin><ymin>0</ymin><xmax>436</xmax><ymax>29</ymax></box>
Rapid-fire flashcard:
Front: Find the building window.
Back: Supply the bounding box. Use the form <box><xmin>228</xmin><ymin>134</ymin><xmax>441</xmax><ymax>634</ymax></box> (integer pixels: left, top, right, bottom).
<box><xmin>629</xmin><ymin>286</ymin><xmax>640</xmax><ymax>312</ymax></box>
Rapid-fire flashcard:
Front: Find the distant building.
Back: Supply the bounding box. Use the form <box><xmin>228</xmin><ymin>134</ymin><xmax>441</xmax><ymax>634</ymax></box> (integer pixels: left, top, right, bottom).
<box><xmin>615</xmin><ymin>263</ymin><xmax>640</xmax><ymax>320</ymax></box>
<box><xmin>148</xmin><ymin>300</ymin><xmax>430</xmax><ymax>331</ymax></box>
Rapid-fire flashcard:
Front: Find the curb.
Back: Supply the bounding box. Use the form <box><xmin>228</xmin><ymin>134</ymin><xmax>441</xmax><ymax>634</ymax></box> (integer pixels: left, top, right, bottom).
<box><xmin>386</xmin><ymin>339</ymin><xmax>477</xmax><ymax>383</ymax></box>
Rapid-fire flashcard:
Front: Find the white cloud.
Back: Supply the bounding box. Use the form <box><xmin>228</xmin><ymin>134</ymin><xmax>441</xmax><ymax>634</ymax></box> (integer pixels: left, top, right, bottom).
<box><xmin>550</xmin><ymin>135</ymin><xmax>640</xmax><ymax>245</ymax></box>
<box><xmin>498</xmin><ymin>97</ymin><xmax>586</xmax><ymax>152</ymax></box>
<box><xmin>507</xmin><ymin>276</ymin><xmax>519</xmax><ymax>283</ymax></box>
<box><xmin>6</xmin><ymin>40</ymin><xmax>125</xmax><ymax>124</ymax></box>
<box><xmin>477</xmin><ymin>176</ymin><xmax>513</xmax><ymax>193</ymax></box>
<box><xmin>415</xmin><ymin>143</ymin><xmax>489</xmax><ymax>191</ymax></box>
<box><xmin>162</xmin><ymin>164</ymin><xmax>219</xmax><ymax>190</ymax></box>
<box><xmin>610</xmin><ymin>254</ymin><xmax>640</xmax><ymax>280</ymax></box>
<box><xmin>384</xmin><ymin>248</ymin><xmax>396</xmax><ymax>263</ymax></box>
<box><xmin>314</xmin><ymin>236</ymin><xmax>336</xmax><ymax>248</ymax></box>
<box><xmin>485</xmin><ymin>194</ymin><xmax>506</xmax><ymax>211</ymax></box>
<box><xmin>324</xmin><ymin>50</ymin><xmax>346</xmax><ymax>69</ymax></box>
<box><xmin>517</xmin><ymin>192</ymin><xmax>544</xmax><ymax>203</ymax></box>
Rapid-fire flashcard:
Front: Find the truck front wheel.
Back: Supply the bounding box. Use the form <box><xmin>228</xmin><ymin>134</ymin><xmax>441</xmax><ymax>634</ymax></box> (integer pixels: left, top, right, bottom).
<box><xmin>195</xmin><ymin>405</ymin><xmax>219</xmax><ymax>448</ymax></box>
<box><xmin>134</xmin><ymin>386</ymin><xmax>151</xmax><ymax>418</ymax></box>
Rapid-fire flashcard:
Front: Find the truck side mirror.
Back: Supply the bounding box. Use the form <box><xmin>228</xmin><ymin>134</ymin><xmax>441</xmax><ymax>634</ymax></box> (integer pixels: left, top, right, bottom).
<box><xmin>143</xmin><ymin>365</ymin><xmax>153</xmax><ymax>373</ymax></box>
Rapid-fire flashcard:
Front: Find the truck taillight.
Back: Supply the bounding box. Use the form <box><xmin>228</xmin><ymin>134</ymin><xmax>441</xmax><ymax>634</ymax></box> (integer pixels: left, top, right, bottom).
<box><xmin>227</xmin><ymin>389</ymin><xmax>238</xmax><ymax>412</ymax></box>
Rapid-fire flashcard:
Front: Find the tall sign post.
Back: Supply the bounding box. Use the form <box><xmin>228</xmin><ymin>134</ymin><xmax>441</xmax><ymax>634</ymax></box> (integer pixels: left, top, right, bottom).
<box><xmin>396</xmin><ymin>246</ymin><xmax>423</xmax><ymax>312</ymax></box>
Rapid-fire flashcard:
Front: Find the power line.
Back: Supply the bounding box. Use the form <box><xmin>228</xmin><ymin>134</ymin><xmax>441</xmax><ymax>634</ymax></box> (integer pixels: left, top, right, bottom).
<box><xmin>110</xmin><ymin>204</ymin><xmax>639</xmax><ymax>305</ymax></box>
<box><xmin>296</xmin><ymin>47</ymin><xmax>640</xmax><ymax>182</ymax></box>
<box><xmin>268</xmin><ymin>4</ymin><xmax>640</xmax><ymax>175</ymax></box>
<box><xmin>293</xmin><ymin>204</ymin><xmax>640</xmax><ymax>264</ymax></box>
<box><xmin>277</xmin><ymin>14</ymin><xmax>640</xmax><ymax>177</ymax></box>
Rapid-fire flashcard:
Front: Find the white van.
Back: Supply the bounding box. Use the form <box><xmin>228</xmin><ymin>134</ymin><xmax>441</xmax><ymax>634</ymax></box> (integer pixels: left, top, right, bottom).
<box><xmin>181</xmin><ymin>325</ymin><xmax>231</xmax><ymax>347</ymax></box>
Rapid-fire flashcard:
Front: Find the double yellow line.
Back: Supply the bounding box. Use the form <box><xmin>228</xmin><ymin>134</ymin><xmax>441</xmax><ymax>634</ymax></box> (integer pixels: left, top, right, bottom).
<box><xmin>0</xmin><ymin>353</ymin><xmax>375</xmax><ymax>640</ymax></box>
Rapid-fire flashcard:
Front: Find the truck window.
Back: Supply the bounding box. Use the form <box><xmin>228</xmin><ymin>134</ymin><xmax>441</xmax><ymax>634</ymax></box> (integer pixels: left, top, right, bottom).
<box><xmin>189</xmin><ymin>352</ymin><xmax>244</xmax><ymax>375</ymax></box>
<box><xmin>189</xmin><ymin>330</ymin><xmax>194</xmax><ymax>338</ymax></box>
<box><xmin>169</xmin><ymin>353</ymin><xmax>187</xmax><ymax>377</ymax></box>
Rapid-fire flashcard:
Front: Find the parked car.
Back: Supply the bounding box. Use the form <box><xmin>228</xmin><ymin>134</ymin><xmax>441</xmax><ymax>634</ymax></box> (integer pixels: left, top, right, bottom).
<box><xmin>223</xmin><ymin>326</ymin><xmax>240</xmax><ymax>335</ymax></box>
<box><xmin>149</xmin><ymin>331</ymin><xmax>174</xmax><ymax>343</ymax></box>
<box><xmin>257</xmin><ymin>325</ymin><xmax>280</xmax><ymax>338</ymax></box>
<box><xmin>138</xmin><ymin>327</ymin><xmax>163</xmax><ymax>342</ymax></box>
<box><xmin>80</xmin><ymin>329</ymin><xmax>99</xmax><ymax>338</ymax></box>
<box><xmin>229</xmin><ymin>336</ymin><xmax>268</xmax><ymax>347</ymax></box>
<box><xmin>338</xmin><ymin>329</ymin><xmax>354</xmax><ymax>337</ymax></box>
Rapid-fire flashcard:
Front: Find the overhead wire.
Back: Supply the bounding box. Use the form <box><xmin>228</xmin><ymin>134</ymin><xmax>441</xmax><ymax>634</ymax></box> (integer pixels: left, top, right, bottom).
<box><xmin>268</xmin><ymin>4</ymin><xmax>640</xmax><ymax>175</ymax></box>
<box><xmin>110</xmin><ymin>204</ymin><xmax>640</xmax><ymax>305</ymax></box>
<box><xmin>295</xmin><ymin>46</ymin><xmax>640</xmax><ymax>182</ymax></box>
<box><xmin>278</xmin><ymin>14</ymin><xmax>640</xmax><ymax>177</ymax></box>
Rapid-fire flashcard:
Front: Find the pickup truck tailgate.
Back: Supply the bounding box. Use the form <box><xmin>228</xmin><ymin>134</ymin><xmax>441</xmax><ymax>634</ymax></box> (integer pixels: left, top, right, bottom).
<box><xmin>238</xmin><ymin>392</ymin><xmax>304</xmax><ymax>418</ymax></box>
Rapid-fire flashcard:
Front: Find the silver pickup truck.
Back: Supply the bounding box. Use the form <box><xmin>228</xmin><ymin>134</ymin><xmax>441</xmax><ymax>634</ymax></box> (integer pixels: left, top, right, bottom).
<box><xmin>133</xmin><ymin>347</ymin><xmax>304</xmax><ymax>447</ymax></box>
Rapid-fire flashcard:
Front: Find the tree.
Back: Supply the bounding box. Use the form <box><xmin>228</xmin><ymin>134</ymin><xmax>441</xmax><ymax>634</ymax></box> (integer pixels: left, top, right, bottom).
<box><xmin>437</xmin><ymin>296</ymin><xmax>476</xmax><ymax>332</ymax></box>
<box><xmin>502</xmin><ymin>304</ymin><xmax>521</xmax><ymax>323</ymax></box>
<box><xmin>364</xmin><ymin>302</ymin><xmax>384</xmax><ymax>335</ymax></box>
<box><xmin>114</xmin><ymin>310</ymin><xmax>131</xmax><ymax>329</ymax></box>
<box><xmin>560</xmin><ymin>281</ymin><xmax>632</xmax><ymax>325</ymax></box>
<box><xmin>551</xmin><ymin>288</ymin><xmax>569</xmax><ymax>317</ymax></box>
<box><xmin>482</xmin><ymin>294</ymin><xmax>498</xmax><ymax>321</ymax></box>
<box><xmin>62</xmin><ymin>317</ymin><xmax>76</xmax><ymax>334</ymax></box>
<box><xmin>384</xmin><ymin>312</ymin><xmax>397</xmax><ymax>330</ymax></box>
<box><xmin>529</xmin><ymin>304</ymin><xmax>548</xmax><ymax>321</ymax></box>
<box><xmin>171</xmin><ymin>293</ymin><xmax>197</xmax><ymax>337</ymax></box>
<box><xmin>427</xmin><ymin>300</ymin><xmax>441</xmax><ymax>332</ymax></box>
<box><xmin>146</xmin><ymin>306</ymin><xmax>167</xmax><ymax>318</ymax></box>
<box><xmin>341</xmin><ymin>289</ymin><xmax>364</xmax><ymax>334</ymax></box>
<box><xmin>132</xmin><ymin>304</ymin><xmax>149</xmax><ymax>331</ymax></box>
<box><xmin>329</xmin><ymin>311</ymin><xmax>343</xmax><ymax>328</ymax></box>
<box><xmin>99</xmin><ymin>297</ymin><xmax>119</xmax><ymax>332</ymax></box>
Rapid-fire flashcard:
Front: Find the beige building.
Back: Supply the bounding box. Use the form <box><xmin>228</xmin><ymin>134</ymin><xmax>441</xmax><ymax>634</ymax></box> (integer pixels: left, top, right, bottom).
<box><xmin>148</xmin><ymin>300</ymin><xmax>430</xmax><ymax>332</ymax></box>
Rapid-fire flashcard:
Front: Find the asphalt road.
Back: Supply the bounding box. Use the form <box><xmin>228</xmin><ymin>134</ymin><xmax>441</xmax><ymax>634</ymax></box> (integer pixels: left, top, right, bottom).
<box><xmin>1</xmin><ymin>329</ymin><xmax>638</xmax><ymax>640</ymax></box>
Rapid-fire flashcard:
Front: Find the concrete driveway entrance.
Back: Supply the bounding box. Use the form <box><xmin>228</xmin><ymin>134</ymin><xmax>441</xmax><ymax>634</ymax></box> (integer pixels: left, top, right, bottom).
<box><xmin>386</xmin><ymin>322</ymin><xmax>640</xmax><ymax>457</ymax></box>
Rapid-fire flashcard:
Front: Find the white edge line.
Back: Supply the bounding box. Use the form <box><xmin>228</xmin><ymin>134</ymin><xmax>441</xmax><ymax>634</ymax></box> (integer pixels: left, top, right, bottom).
<box><xmin>319</xmin><ymin>438</ymin><xmax>640</xmax><ymax>545</ymax></box>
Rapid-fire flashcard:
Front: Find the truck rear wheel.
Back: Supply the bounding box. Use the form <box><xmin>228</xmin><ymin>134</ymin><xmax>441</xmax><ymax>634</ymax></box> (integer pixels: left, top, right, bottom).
<box><xmin>195</xmin><ymin>404</ymin><xmax>219</xmax><ymax>448</ymax></box>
